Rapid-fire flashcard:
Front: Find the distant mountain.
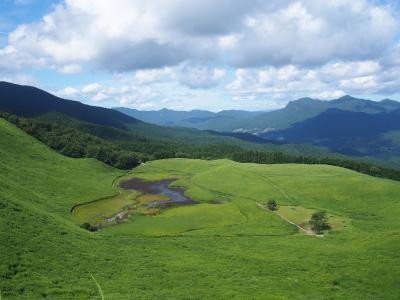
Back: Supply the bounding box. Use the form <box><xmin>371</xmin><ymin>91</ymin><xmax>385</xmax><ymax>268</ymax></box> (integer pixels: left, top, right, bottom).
<box><xmin>0</xmin><ymin>81</ymin><xmax>335</xmax><ymax>160</ymax></box>
<box><xmin>116</xmin><ymin>96</ymin><xmax>400</xmax><ymax>133</ymax></box>
<box><xmin>0</xmin><ymin>81</ymin><xmax>140</xmax><ymax>130</ymax></box>
<box><xmin>232</xmin><ymin>96</ymin><xmax>400</xmax><ymax>133</ymax></box>
<box><xmin>114</xmin><ymin>107</ymin><xmax>264</xmax><ymax>131</ymax></box>
<box><xmin>4</xmin><ymin>81</ymin><xmax>400</xmax><ymax>166</ymax></box>
<box><xmin>264</xmin><ymin>108</ymin><xmax>400</xmax><ymax>140</ymax></box>
<box><xmin>261</xmin><ymin>108</ymin><xmax>400</xmax><ymax>160</ymax></box>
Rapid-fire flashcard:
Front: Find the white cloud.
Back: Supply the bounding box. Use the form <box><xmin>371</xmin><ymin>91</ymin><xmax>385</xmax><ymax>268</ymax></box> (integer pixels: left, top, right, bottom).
<box><xmin>1</xmin><ymin>0</ymin><xmax>397</xmax><ymax>72</ymax></box>
<box><xmin>92</xmin><ymin>92</ymin><xmax>108</xmax><ymax>102</ymax></box>
<box><xmin>225</xmin><ymin>60</ymin><xmax>398</xmax><ymax>101</ymax></box>
<box><xmin>58</xmin><ymin>64</ymin><xmax>82</xmax><ymax>74</ymax></box>
<box><xmin>2</xmin><ymin>0</ymin><xmax>400</xmax><ymax>110</ymax></box>
<box><xmin>134</xmin><ymin>68</ymin><xmax>175</xmax><ymax>84</ymax></box>
<box><xmin>82</xmin><ymin>82</ymin><xmax>102</xmax><ymax>94</ymax></box>
<box><xmin>311</xmin><ymin>90</ymin><xmax>346</xmax><ymax>100</ymax></box>
<box><xmin>57</xmin><ymin>86</ymin><xmax>79</xmax><ymax>97</ymax></box>
<box><xmin>319</xmin><ymin>61</ymin><xmax>381</xmax><ymax>81</ymax></box>
<box><xmin>229</xmin><ymin>1</ymin><xmax>397</xmax><ymax>67</ymax></box>
<box><xmin>177</xmin><ymin>65</ymin><xmax>226</xmax><ymax>89</ymax></box>
<box><xmin>0</xmin><ymin>73</ymin><xmax>38</xmax><ymax>86</ymax></box>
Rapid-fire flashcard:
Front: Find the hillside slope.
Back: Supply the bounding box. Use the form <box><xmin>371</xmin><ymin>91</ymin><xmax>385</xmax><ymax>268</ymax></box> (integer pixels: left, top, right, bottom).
<box><xmin>1</xmin><ymin>121</ymin><xmax>400</xmax><ymax>299</ymax></box>
<box><xmin>0</xmin><ymin>119</ymin><xmax>122</xmax><ymax>217</ymax></box>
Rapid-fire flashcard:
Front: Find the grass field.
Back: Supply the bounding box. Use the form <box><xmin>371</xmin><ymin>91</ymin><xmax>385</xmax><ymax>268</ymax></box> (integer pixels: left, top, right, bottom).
<box><xmin>1</xmin><ymin>119</ymin><xmax>400</xmax><ymax>299</ymax></box>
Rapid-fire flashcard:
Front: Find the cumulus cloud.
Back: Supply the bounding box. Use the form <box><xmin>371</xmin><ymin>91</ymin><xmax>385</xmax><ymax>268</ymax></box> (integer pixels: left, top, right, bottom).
<box><xmin>0</xmin><ymin>73</ymin><xmax>38</xmax><ymax>86</ymax></box>
<box><xmin>91</xmin><ymin>92</ymin><xmax>108</xmax><ymax>102</ymax></box>
<box><xmin>82</xmin><ymin>82</ymin><xmax>102</xmax><ymax>94</ymax></box>
<box><xmin>225</xmin><ymin>59</ymin><xmax>400</xmax><ymax>102</ymax></box>
<box><xmin>1</xmin><ymin>0</ymin><xmax>400</xmax><ymax>109</ymax></box>
<box><xmin>1</xmin><ymin>0</ymin><xmax>397</xmax><ymax>72</ymax></box>
<box><xmin>178</xmin><ymin>65</ymin><xmax>226</xmax><ymax>89</ymax></box>
<box><xmin>57</xmin><ymin>86</ymin><xmax>79</xmax><ymax>97</ymax></box>
<box><xmin>57</xmin><ymin>64</ymin><xmax>82</xmax><ymax>74</ymax></box>
<box><xmin>134</xmin><ymin>68</ymin><xmax>175</xmax><ymax>85</ymax></box>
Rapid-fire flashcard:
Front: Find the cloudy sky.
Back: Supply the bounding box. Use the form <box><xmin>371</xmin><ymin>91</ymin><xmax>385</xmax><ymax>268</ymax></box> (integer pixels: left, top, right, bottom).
<box><xmin>1</xmin><ymin>0</ymin><xmax>400</xmax><ymax>111</ymax></box>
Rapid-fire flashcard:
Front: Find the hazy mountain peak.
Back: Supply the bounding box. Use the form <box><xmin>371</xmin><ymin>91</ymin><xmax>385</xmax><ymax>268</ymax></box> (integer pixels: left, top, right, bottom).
<box><xmin>336</xmin><ymin>95</ymin><xmax>361</xmax><ymax>101</ymax></box>
<box><xmin>285</xmin><ymin>97</ymin><xmax>319</xmax><ymax>108</ymax></box>
<box><xmin>380</xmin><ymin>98</ymin><xmax>398</xmax><ymax>103</ymax></box>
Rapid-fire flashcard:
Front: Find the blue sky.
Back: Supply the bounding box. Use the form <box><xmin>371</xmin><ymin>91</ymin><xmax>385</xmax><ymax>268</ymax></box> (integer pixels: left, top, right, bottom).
<box><xmin>1</xmin><ymin>0</ymin><xmax>400</xmax><ymax>111</ymax></box>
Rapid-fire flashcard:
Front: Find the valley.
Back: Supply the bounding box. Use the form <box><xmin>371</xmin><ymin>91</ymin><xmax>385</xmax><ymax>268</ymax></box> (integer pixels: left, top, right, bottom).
<box><xmin>1</xmin><ymin>119</ymin><xmax>400</xmax><ymax>299</ymax></box>
<box><xmin>3</xmin><ymin>2</ymin><xmax>400</xmax><ymax>299</ymax></box>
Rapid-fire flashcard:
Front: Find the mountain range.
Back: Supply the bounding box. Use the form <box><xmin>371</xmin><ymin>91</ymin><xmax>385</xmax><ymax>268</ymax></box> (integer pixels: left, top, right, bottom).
<box><xmin>0</xmin><ymin>81</ymin><xmax>336</xmax><ymax>167</ymax></box>
<box><xmin>114</xmin><ymin>107</ymin><xmax>265</xmax><ymax>131</ymax></box>
<box><xmin>115</xmin><ymin>94</ymin><xmax>400</xmax><ymax>166</ymax></box>
<box><xmin>116</xmin><ymin>95</ymin><xmax>400</xmax><ymax>133</ymax></box>
<box><xmin>2</xmin><ymin>81</ymin><xmax>400</xmax><ymax>167</ymax></box>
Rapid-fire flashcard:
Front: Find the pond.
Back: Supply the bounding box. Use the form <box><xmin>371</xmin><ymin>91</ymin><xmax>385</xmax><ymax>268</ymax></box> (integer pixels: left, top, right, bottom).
<box><xmin>120</xmin><ymin>178</ymin><xmax>198</xmax><ymax>208</ymax></box>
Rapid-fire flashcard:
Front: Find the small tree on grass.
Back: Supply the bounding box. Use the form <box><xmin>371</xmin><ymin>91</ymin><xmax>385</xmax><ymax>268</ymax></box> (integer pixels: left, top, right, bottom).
<box><xmin>309</xmin><ymin>211</ymin><xmax>331</xmax><ymax>234</ymax></box>
<box><xmin>267</xmin><ymin>200</ymin><xmax>278</xmax><ymax>211</ymax></box>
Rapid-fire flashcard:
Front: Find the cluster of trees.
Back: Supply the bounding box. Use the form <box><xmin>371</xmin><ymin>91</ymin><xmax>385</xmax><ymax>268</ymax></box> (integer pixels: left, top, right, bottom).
<box><xmin>2</xmin><ymin>112</ymin><xmax>400</xmax><ymax>182</ymax></box>
<box><xmin>1</xmin><ymin>112</ymin><xmax>143</xmax><ymax>169</ymax></box>
<box><xmin>231</xmin><ymin>150</ymin><xmax>400</xmax><ymax>181</ymax></box>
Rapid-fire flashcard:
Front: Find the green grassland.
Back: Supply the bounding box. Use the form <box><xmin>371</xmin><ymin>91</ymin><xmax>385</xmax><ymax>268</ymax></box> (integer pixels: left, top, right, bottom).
<box><xmin>1</xmin><ymin>119</ymin><xmax>400</xmax><ymax>299</ymax></box>
<box><xmin>274</xmin><ymin>206</ymin><xmax>350</xmax><ymax>233</ymax></box>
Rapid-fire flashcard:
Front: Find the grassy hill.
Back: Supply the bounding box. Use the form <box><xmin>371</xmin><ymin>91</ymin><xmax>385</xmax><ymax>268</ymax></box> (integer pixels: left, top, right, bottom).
<box><xmin>1</xmin><ymin>119</ymin><xmax>400</xmax><ymax>299</ymax></box>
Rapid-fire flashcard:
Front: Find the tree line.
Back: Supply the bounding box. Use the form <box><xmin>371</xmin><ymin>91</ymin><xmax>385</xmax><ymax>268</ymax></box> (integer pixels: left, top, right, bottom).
<box><xmin>2</xmin><ymin>112</ymin><xmax>400</xmax><ymax>181</ymax></box>
<box><xmin>231</xmin><ymin>150</ymin><xmax>400</xmax><ymax>181</ymax></box>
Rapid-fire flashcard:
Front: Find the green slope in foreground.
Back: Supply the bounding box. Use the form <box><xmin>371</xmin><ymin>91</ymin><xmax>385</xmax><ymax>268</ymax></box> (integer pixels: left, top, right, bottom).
<box><xmin>1</xmin><ymin>119</ymin><xmax>400</xmax><ymax>299</ymax></box>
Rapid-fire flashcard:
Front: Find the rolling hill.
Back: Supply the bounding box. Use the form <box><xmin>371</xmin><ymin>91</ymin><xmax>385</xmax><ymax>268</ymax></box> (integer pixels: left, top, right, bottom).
<box><xmin>1</xmin><ymin>119</ymin><xmax>400</xmax><ymax>299</ymax></box>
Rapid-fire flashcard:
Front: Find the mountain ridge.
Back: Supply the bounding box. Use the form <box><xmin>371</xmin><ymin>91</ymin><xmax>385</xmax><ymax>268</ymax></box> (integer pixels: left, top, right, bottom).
<box><xmin>115</xmin><ymin>95</ymin><xmax>400</xmax><ymax>132</ymax></box>
<box><xmin>0</xmin><ymin>81</ymin><xmax>142</xmax><ymax>130</ymax></box>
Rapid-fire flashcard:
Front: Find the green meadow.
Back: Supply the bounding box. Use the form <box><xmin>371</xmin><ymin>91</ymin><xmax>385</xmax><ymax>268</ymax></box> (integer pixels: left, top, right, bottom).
<box><xmin>1</xmin><ymin>118</ymin><xmax>400</xmax><ymax>299</ymax></box>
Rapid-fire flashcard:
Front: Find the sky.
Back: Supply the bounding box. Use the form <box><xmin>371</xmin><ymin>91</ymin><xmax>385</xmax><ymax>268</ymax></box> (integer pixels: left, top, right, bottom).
<box><xmin>1</xmin><ymin>0</ymin><xmax>400</xmax><ymax>111</ymax></box>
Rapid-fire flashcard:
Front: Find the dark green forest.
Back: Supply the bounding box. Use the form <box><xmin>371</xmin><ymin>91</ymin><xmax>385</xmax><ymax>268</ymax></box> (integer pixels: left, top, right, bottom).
<box><xmin>2</xmin><ymin>111</ymin><xmax>400</xmax><ymax>181</ymax></box>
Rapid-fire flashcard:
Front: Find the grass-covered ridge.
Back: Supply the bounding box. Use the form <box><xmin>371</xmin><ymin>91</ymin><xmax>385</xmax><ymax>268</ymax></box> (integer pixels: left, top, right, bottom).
<box><xmin>1</xmin><ymin>119</ymin><xmax>400</xmax><ymax>299</ymax></box>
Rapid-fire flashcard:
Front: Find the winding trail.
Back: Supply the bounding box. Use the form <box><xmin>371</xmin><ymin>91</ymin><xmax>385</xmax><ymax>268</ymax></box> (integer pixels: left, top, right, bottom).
<box><xmin>256</xmin><ymin>203</ymin><xmax>316</xmax><ymax>236</ymax></box>
<box><xmin>258</xmin><ymin>174</ymin><xmax>296</xmax><ymax>205</ymax></box>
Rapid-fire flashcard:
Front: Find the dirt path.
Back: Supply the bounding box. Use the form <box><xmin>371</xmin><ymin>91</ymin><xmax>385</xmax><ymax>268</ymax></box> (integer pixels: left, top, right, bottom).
<box><xmin>259</xmin><ymin>174</ymin><xmax>296</xmax><ymax>205</ymax></box>
<box><xmin>256</xmin><ymin>203</ymin><xmax>317</xmax><ymax>236</ymax></box>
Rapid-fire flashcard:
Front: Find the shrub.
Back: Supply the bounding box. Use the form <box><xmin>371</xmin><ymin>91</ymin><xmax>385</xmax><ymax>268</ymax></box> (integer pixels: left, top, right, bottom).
<box><xmin>309</xmin><ymin>211</ymin><xmax>331</xmax><ymax>234</ymax></box>
<box><xmin>267</xmin><ymin>200</ymin><xmax>278</xmax><ymax>211</ymax></box>
<box><xmin>80</xmin><ymin>222</ymin><xmax>98</xmax><ymax>232</ymax></box>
